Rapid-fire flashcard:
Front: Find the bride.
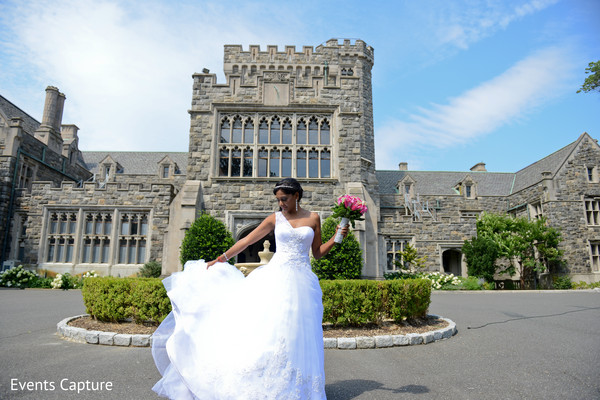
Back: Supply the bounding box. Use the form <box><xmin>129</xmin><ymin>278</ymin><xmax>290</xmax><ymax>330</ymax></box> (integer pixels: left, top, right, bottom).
<box><xmin>152</xmin><ymin>178</ymin><xmax>348</xmax><ymax>399</ymax></box>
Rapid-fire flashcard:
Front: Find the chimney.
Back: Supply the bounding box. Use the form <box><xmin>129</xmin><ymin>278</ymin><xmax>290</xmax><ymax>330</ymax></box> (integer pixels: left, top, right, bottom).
<box><xmin>40</xmin><ymin>86</ymin><xmax>65</xmax><ymax>131</ymax></box>
<box><xmin>470</xmin><ymin>162</ymin><xmax>487</xmax><ymax>172</ymax></box>
<box><xmin>35</xmin><ymin>86</ymin><xmax>65</xmax><ymax>154</ymax></box>
<box><xmin>399</xmin><ymin>162</ymin><xmax>408</xmax><ymax>171</ymax></box>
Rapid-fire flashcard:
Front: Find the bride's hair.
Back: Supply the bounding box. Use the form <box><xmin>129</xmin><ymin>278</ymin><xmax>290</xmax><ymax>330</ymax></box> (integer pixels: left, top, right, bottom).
<box><xmin>273</xmin><ymin>178</ymin><xmax>303</xmax><ymax>201</ymax></box>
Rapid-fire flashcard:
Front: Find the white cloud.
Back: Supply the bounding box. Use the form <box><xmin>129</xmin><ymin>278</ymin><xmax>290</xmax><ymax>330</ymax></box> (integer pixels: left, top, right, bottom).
<box><xmin>435</xmin><ymin>0</ymin><xmax>559</xmax><ymax>51</ymax></box>
<box><xmin>1</xmin><ymin>0</ymin><xmax>303</xmax><ymax>151</ymax></box>
<box><xmin>374</xmin><ymin>46</ymin><xmax>577</xmax><ymax>170</ymax></box>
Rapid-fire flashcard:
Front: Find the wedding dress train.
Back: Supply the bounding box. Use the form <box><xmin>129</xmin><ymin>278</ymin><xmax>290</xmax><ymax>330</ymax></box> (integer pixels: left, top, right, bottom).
<box><xmin>152</xmin><ymin>212</ymin><xmax>326</xmax><ymax>399</ymax></box>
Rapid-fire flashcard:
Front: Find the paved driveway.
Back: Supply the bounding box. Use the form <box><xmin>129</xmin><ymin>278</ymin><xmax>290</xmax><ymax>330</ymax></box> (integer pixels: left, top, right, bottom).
<box><xmin>0</xmin><ymin>288</ymin><xmax>598</xmax><ymax>400</ymax></box>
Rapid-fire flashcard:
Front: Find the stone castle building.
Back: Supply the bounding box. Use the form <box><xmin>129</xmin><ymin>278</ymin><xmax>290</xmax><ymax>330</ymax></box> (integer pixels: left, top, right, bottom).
<box><xmin>1</xmin><ymin>39</ymin><xmax>599</xmax><ymax>284</ymax></box>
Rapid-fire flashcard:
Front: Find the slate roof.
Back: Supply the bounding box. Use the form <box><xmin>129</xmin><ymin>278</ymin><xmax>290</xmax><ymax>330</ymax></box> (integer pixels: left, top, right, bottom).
<box><xmin>0</xmin><ymin>94</ymin><xmax>41</xmax><ymax>135</ymax></box>
<box><xmin>376</xmin><ymin>133</ymin><xmax>590</xmax><ymax>197</ymax></box>
<box><xmin>376</xmin><ymin>170</ymin><xmax>515</xmax><ymax>196</ymax></box>
<box><xmin>511</xmin><ymin>137</ymin><xmax>581</xmax><ymax>193</ymax></box>
<box><xmin>82</xmin><ymin>151</ymin><xmax>188</xmax><ymax>175</ymax></box>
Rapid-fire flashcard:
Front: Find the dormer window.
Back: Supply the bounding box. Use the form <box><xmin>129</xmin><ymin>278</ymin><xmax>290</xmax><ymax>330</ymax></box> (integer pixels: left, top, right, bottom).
<box><xmin>465</xmin><ymin>184</ymin><xmax>472</xmax><ymax>198</ymax></box>
<box><xmin>162</xmin><ymin>165</ymin><xmax>170</xmax><ymax>178</ymax></box>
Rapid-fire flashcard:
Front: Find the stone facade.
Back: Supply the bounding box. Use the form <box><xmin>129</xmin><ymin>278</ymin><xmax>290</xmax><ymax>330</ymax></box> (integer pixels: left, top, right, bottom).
<box><xmin>1</xmin><ymin>38</ymin><xmax>599</xmax><ymax>284</ymax></box>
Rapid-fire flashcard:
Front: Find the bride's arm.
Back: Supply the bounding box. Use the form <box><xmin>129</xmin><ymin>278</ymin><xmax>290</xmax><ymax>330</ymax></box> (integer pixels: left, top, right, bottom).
<box><xmin>311</xmin><ymin>213</ymin><xmax>348</xmax><ymax>260</ymax></box>
<box><xmin>206</xmin><ymin>214</ymin><xmax>276</xmax><ymax>268</ymax></box>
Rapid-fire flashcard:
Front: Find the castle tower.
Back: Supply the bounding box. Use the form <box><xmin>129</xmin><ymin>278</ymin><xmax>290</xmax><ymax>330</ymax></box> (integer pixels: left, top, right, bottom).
<box><xmin>165</xmin><ymin>39</ymin><xmax>380</xmax><ymax>275</ymax></box>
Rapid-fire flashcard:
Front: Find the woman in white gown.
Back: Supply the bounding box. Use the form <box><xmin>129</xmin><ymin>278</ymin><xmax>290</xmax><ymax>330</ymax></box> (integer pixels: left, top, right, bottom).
<box><xmin>152</xmin><ymin>178</ymin><xmax>347</xmax><ymax>400</ymax></box>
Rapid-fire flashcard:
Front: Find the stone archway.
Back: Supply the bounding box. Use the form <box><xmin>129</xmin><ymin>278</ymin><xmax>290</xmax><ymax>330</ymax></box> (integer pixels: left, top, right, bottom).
<box><xmin>442</xmin><ymin>249</ymin><xmax>462</xmax><ymax>276</ymax></box>
<box><xmin>236</xmin><ymin>227</ymin><xmax>276</xmax><ymax>263</ymax></box>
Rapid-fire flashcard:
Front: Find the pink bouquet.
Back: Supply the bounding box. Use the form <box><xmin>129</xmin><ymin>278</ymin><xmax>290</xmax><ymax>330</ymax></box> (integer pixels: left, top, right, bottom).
<box><xmin>332</xmin><ymin>195</ymin><xmax>367</xmax><ymax>243</ymax></box>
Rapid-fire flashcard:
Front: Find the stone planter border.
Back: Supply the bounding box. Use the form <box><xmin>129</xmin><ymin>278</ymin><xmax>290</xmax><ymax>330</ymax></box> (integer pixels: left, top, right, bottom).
<box><xmin>57</xmin><ymin>314</ymin><xmax>457</xmax><ymax>349</ymax></box>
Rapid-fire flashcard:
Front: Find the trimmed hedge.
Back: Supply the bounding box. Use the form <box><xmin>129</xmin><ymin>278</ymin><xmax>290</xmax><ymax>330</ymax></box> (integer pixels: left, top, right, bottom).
<box><xmin>82</xmin><ymin>277</ymin><xmax>171</xmax><ymax>323</ymax></box>
<box><xmin>82</xmin><ymin>277</ymin><xmax>431</xmax><ymax>327</ymax></box>
<box><xmin>321</xmin><ymin>279</ymin><xmax>431</xmax><ymax>327</ymax></box>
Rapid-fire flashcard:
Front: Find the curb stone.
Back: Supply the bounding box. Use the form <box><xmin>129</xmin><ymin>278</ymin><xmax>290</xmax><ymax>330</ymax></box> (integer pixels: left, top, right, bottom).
<box><xmin>57</xmin><ymin>314</ymin><xmax>458</xmax><ymax>350</ymax></box>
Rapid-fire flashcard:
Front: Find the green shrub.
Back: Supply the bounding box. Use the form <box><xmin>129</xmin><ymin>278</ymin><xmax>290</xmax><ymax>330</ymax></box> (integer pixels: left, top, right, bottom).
<box><xmin>462</xmin><ymin>235</ymin><xmax>499</xmax><ymax>283</ymax></box>
<box><xmin>321</xmin><ymin>280</ymin><xmax>385</xmax><ymax>326</ymax></box>
<box><xmin>82</xmin><ymin>277</ymin><xmax>171</xmax><ymax>323</ymax></box>
<box><xmin>385</xmin><ymin>278</ymin><xmax>431</xmax><ymax>321</ymax></box>
<box><xmin>552</xmin><ymin>275</ymin><xmax>572</xmax><ymax>290</ymax></box>
<box><xmin>321</xmin><ymin>278</ymin><xmax>431</xmax><ymax>327</ymax></box>
<box><xmin>81</xmin><ymin>276</ymin><xmax>431</xmax><ymax>328</ymax></box>
<box><xmin>458</xmin><ymin>276</ymin><xmax>484</xmax><ymax>290</ymax></box>
<box><xmin>139</xmin><ymin>261</ymin><xmax>162</xmax><ymax>278</ymax></box>
<box><xmin>180</xmin><ymin>213</ymin><xmax>235</xmax><ymax>266</ymax></box>
<box><xmin>127</xmin><ymin>278</ymin><xmax>171</xmax><ymax>323</ymax></box>
<box><xmin>573</xmin><ymin>281</ymin><xmax>600</xmax><ymax>289</ymax></box>
<box><xmin>82</xmin><ymin>277</ymin><xmax>133</xmax><ymax>322</ymax></box>
<box><xmin>51</xmin><ymin>272</ymin><xmax>80</xmax><ymax>290</ymax></box>
<box><xmin>28</xmin><ymin>276</ymin><xmax>53</xmax><ymax>288</ymax></box>
<box><xmin>0</xmin><ymin>265</ymin><xmax>37</xmax><ymax>288</ymax></box>
<box><xmin>311</xmin><ymin>216</ymin><xmax>363</xmax><ymax>280</ymax></box>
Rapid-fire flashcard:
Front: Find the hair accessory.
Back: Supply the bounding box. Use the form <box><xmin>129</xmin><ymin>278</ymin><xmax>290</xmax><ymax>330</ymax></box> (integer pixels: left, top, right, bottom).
<box><xmin>274</xmin><ymin>185</ymin><xmax>296</xmax><ymax>191</ymax></box>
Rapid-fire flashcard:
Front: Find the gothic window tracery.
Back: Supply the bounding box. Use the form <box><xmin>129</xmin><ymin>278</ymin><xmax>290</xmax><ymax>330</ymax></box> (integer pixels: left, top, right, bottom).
<box><xmin>217</xmin><ymin>113</ymin><xmax>332</xmax><ymax>179</ymax></box>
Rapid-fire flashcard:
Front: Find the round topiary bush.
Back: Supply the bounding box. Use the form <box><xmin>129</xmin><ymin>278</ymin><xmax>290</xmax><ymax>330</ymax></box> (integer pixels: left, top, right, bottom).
<box><xmin>311</xmin><ymin>216</ymin><xmax>363</xmax><ymax>280</ymax></box>
<box><xmin>180</xmin><ymin>213</ymin><xmax>235</xmax><ymax>266</ymax></box>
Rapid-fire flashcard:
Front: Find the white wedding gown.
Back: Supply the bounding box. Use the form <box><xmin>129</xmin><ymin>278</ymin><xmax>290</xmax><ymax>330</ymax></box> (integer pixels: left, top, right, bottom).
<box><xmin>152</xmin><ymin>212</ymin><xmax>326</xmax><ymax>399</ymax></box>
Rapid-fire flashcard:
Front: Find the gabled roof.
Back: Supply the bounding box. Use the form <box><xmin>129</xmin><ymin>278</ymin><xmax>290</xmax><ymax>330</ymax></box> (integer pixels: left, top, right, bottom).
<box><xmin>511</xmin><ymin>133</ymin><xmax>589</xmax><ymax>193</ymax></box>
<box><xmin>0</xmin><ymin>94</ymin><xmax>41</xmax><ymax>135</ymax></box>
<box><xmin>82</xmin><ymin>151</ymin><xmax>188</xmax><ymax>175</ymax></box>
<box><xmin>376</xmin><ymin>133</ymin><xmax>594</xmax><ymax>198</ymax></box>
<box><xmin>376</xmin><ymin>170</ymin><xmax>515</xmax><ymax>196</ymax></box>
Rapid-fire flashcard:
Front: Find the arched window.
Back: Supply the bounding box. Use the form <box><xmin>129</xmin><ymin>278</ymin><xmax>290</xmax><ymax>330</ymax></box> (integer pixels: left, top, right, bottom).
<box><xmin>232</xmin><ymin>117</ymin><xmax>243</xmax><ymax>143</ymax></box>
<box><xmin>243</xmin><ymin>147</ymin><xmax>253</xmax><ymax>177</ymax></box>
<box><xmin>282</xmin><ymin>148</ymin><xmax>292</xmax><ymax>177</ymax></box>
<box><xmin>220</xmin><ymin>119</ymin><xmax>230</xmax><ymax>143</ymax></box>
<box><xmin>320</xmin><ymin>120</ymin><xmax>330</xmax><ymax>145</ymax></box>
<box><xmin>308</xmin><ymin>118</ymin><xmax>319</xmax><ymax>144</ymax></box>
<box><xmin>321</xmin><ymin>149</ymin><xmax>330</xmax><ymax>178</ymax></box>
<box><xmin>308</xmin><ymin>149</ymin><xmax>319</xmax><ymax>178</ymax></box>
<box><xmin>258</xmin><ymin>148</ymin><xmax>268</xmax><ymax>177</ymax></box>
<box><xmin>244</xmin><ymin>119</ymin><xmax>254</xmax><ymax>144</ymax></box>
<box><xmin>217</xmin><ymin>114</ymin><xmax>332</xmax><ymax>179</ymax></box>
<box><xmin>297</xmin><ymin>119</ymin><xmax>307</xmax><ymax>144</ymax></box>
<box><xmin>282</xmin><ymin>119</ymin><xmax>292</xmax><ymax>144</ymax></box>
<box><xmin>297</xmin><ymin>149</ymin><xmax>307</xmax><ymax>178</ymax></box>
<box><xmin>270</xmin><ymin>117</ymin><xmax>280</xmax><ymax>144</ymax></box>
<box><xmin>219</xmin><ymin>148</ymin><xmax>229</xmax><ymax>176</ymax></box>
<box><xmin>231</xmin><ymin>147</ymin><xmax>242</xmax><ymax>176</ymax></box>
<box><xmin>259</xmin><ymin>119</ymin><xmax>269</xmax><ymax>144</ymax></box>
<box><xmin>269</xmin><ymin>148</ymin><xmax>280</xmax><ymax>177</ymax></box>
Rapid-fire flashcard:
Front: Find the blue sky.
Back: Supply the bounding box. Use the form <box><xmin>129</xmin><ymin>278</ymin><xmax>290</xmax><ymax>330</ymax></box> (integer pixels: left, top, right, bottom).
<box><xmin>1</xmin><ymin>0</ymin><xmax>598</xmax><ymax>172</ymax></box>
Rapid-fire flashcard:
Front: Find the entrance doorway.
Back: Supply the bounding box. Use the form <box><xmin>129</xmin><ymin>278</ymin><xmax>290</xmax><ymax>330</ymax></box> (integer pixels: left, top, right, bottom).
<box><xmin>442</xmin><ymin>249</ymin><xmax>462</xmax><ymax>276</ymax></box>
<box><xmin>236</xmin><ymin>227</ymin><xmax>276</xmax><ymax>263</ymax></box>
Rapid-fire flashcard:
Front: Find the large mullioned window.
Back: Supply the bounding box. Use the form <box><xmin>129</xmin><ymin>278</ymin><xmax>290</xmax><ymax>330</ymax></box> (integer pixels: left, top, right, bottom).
<box><xmin>218</xmin><ymin>114</ymin><xmax>332</xmax><ymax>179</ymax></box>
<box><xmin>44</xmin><ymin>209</ymin><xmax>150</xmax><ymax>265</ymax></box>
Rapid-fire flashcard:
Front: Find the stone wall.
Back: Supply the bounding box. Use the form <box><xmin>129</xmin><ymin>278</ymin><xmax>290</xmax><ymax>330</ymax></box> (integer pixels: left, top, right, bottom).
<box><xmin>183</xmin><ymin>39</ymin><xmax>380</xmax><ymax>275</ymax></box>
<box><xmin>17</xmin><ymin>181</ymin><xmax>175</xmax><ymax>276</ymax></box>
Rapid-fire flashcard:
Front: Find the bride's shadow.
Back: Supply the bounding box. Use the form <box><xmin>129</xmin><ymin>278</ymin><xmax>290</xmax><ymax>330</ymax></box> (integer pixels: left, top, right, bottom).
<box><xmin>326</xmin><ymin>379</ymin><xmax>429</xmax><ymax>399</ymax></box>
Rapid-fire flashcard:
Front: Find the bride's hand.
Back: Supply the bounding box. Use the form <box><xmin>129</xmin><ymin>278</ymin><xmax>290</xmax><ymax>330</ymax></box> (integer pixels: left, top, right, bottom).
<box><xmin>206</xmin><ymin>259</ymin><xmax>217</xmax><ymax>269</ymax></box>
<box><xmin>335</xmin><ymin>225</ymin><xmax>349</xmax><ymax>239</ymax></box>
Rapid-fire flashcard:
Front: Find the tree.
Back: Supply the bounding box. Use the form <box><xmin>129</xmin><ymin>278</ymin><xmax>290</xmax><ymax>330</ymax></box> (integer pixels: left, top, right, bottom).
<box><xmin>462</xmin><ymin>235</ymin><xmax>499</xmax><ymax>283</ymax></box>
<box><xmin>311</xmin><ymin>216</ymin><xmax>363</xmax><ymax>280</ymax></box>
<box><xmin>394</xmin><ymin>242</ymin><xmax>427</xmax><ymax>272</ymax></box>
<box><xmin>466</xmin><ymin>212</ymin><xmax>563</xmax><ymax>289</ymax></box>
<box><xmin>180</xmin><ymin>213</ymin><xmax>235</xmax><ymax>266</ymax></box>
<box><xmin>577</xmin><ymin>61</ymin><xmax>600</xmax><ymax>93</ymax></box>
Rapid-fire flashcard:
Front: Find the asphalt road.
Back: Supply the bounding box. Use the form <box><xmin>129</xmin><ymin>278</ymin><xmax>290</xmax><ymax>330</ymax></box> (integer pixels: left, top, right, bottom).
<box><xmin>0</xmin><ymin>288</ymin><xmax>598</xmax><ymax>400</ymax></box>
